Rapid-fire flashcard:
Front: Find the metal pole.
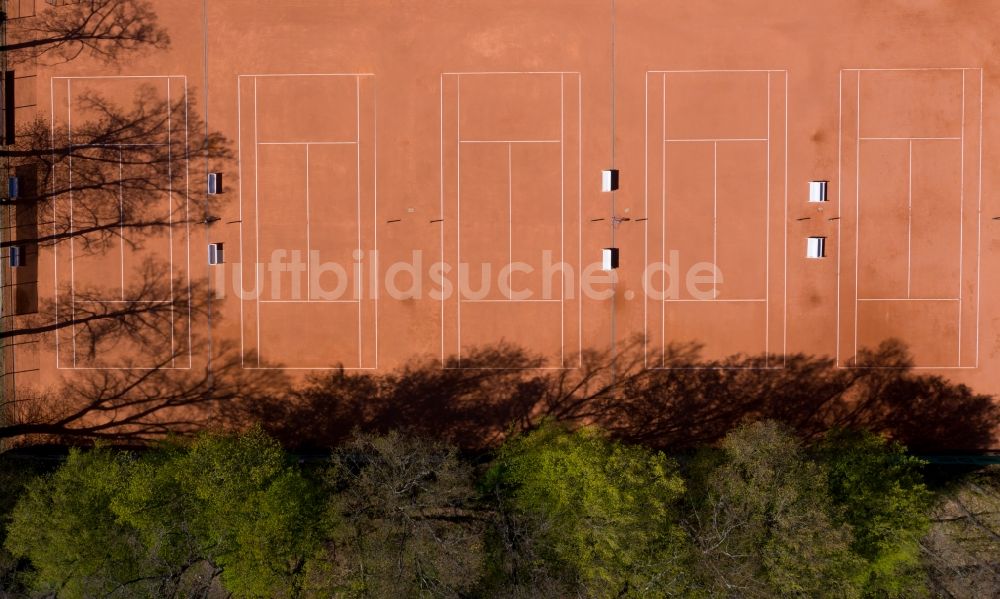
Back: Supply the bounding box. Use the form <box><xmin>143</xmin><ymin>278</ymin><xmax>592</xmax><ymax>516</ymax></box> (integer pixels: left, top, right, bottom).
<box><xmin>0</xmin><ymin>0</ymin><xmax>10</xmax><ymax>446</ymax></box>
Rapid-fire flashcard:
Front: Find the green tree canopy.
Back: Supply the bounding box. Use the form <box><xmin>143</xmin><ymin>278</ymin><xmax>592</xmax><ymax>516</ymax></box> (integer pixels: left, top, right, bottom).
<box><xmin>5</xmin><ymin>447</ymin><xmax>164</xmax><ymax>597</ymax></box>
<box><xmin>5</xmin><ymin>428</ymin><xmax>321</xmax><ymax>598</ymax></box>
<box><xmin>816</xmin><ymin>429</ymin><xmax>932</xmax><ymax>596</ymax></box>
<box><xmin>483</xmin><ymin>423</ymin><xmax>694</xmax><ymax>597</ymax></box>
<box><xmin>683</xmin><ymin>421</ymin><xmax>865</xmax><ymax>598</ymax></box>
<box><xmin>1</xmin><ymin>422</ymin><xmax>956</xmax><ymax>598</ymax></box>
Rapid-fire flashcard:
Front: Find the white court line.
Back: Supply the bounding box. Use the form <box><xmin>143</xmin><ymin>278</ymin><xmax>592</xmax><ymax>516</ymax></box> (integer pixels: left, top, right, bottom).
<box><xmin>765</xmin><ymin>72</ymin><xmax>771</xmax><ymax>366</ymax></box>
<box><xmin>260</xmin><ymin>300</ymin><xmax>360</xmax><ymax>304</ymax></box>
<box><xmin>256</xmin><ymin>367</ymin><xmax>379</xmax><ymax>371</ymax></box>
<box><xmin>183</xmin><ymin>76</ymin><xmax>192</xmax><ymax>368</ymax></box>
<box><xmin>907</xmin><ymin>140</ymin><xmax>912</xmax><ymax>297</ymax></box>
<box><xmin>253</xmin><ymin>77</ymin><xmax>261</xmax><ymax>366</ymax></box>
<box><xmin>118</xmin><ymin>149</ymin><xmax>125</xmax><ymax>299</ymax></box>
<box><xmin>643</xmin><ymin>72</ymin><xmax>648</xmax><ymax>367</ymax></box>
<box><xmin>858</xmin><ymin>297</ymin><xmax>959</xmax><ymax>301</ymax></box>
<box><xmin>712</xmin><ymin>142</ymin><xmax>717</xmax><ymax>295</ymax></box>
<box><xmin>456</xmin><ymin>76</ymin><xmax>462</xmax><ymax>361</ymax></box>
<box><xmin>845</xmin><ymin>67</ymin><xmax>976</xmax><ymax>72</ymax></box>
<box><xmin>665</xmin><ymin>299</ymin><xmax>766</xmax><ymax>302</ymax></box>
<box><xmin>847</xmin><ymin>365</ymin><xmax>981</xmax><ymax>370</ymax></box>
<box><xmin>305</xmin><ymin>144</ymin><xmax>311</xmax><ymax>298</ymax></box>
<box><xmin>975</xmin><ymin>68</ymin><xmax>983</xmax><ymax>367</ymax></box>
<box><xmin>439</xmin><ymin>74</ymin><xmax>445</xmax><ymax>365</ymax></box>
<box><xmin>578</xmin><ymin>73</ymin><xmax>583</xmax><ymax>367</ymax></box>
<box><xmin>257</xmin><ymin>141</ymin><xmax>356</xmax><ymax>145</ymax></box>
<box><xmin>560</xmin><ymin>73</ymin><xmax>565</xmax><ymax>367</ymax></box>
<box><xmin>507</xmin><ymin>143</ymin><xmax>512</xmax><ymax>300</ymax></box>
<box><xmin>666</xmin><ymin>137</ymin><xmax>767</xmax><ymax>142</ymax></box>
<box><xmin>68</xmin><ymin>80</ymin><xmax>77</xmax><ymax>366</ymax></box>
<box><xmin>373</xmin><ymin>76</ymin><xmax>379</xmax><ymax>370</ymax></box>
<box><xmin>958</xmin><ymin>70</ymin><xmax>965</xmax><ymax>363</ymax></box>
<box><xmin>640</xmin><ymin>72</ymin><xmax>648</xmax><ymax>366</ymax></box>
<box><xmin>854</xmin><ymin>70</ymin><xmax>860</xmax><ymax>361</ymax></box>
<box><xmin>167</xmin><ymin>78</ymin><xmax>175</xmax><ymax>367</ymax></box>
<box><xmin>237</xmin><ymin>76</ymin><xmax>245</xmax><ymax>367</ymax></box>
<box><xmin>651</xmin><ymin>365</ymin><xmax>783</xmax><ymax>371</ymax></box>
<box><xmin>842</xmin><ymin>67</ymin><xmax>981</xmax><ymax>369</ymax></box>
<box><xmin>356</xmin><ymin>76</ymin><xmax>362</xmax><ymax>368</ymax></box>
<box><xmin>184</xmin><ymin>77</ymin><xmax>192</xmax><ymax>368</ymax></box>
<box><xmin>460</xmin><ymin>139</ymin><xmax>559</xmax><ymax>143</ymax></box>
<box><xmin>442</xmin><ymin>71</ymin><xmax>577</xmax><ymax>75</ymax></box>
<box><xmin>90</xmin><ymin>299</ymin><xmax>172</xmax><ymax>303</ymax></box>
<box><xmin>50</xmin><ymin>80</ymin><xmax>58</xmax><ymax>367</ymax></box>
<box><xmin>860</xmin><ymin>136</ymin><xmax>960</xmax><ymax>140</ymax></box>
<box><xmin>445</xmin><ymin>71</ymin><xmax>581</xmax><ymax>369</ymax></box>
<box><xmin>836</xmin><ymin>71</ymin><xmax>842</xmax><ymax>366</ymax></box>
<box><xmin>240</xmin><ymin>73</ymin><xmax>375</xmax><ymax>77</ymax></box>
<box><xmin>78</xmin><ymin>143</ymin><xmax>167</xmax><ymax>147</ymax></box>
<box><xmin>782</xmin><ymin>70</ymin><xmax>788</xmax><ymax>367</ymax></box>
<box><xmin>442</xmin><ymin>366</ymin><xmax>583</xmax><ymax>371</ymax></box>
<box><xmin>651</xmin><ymin>70</ymin><xmax>782</xmax><ymax>370</ymax></box>
<box><xmin>661</xmin><ymin>74</ymin><xmax>666</xmax><ymax>364</ymax></box>
<box><xmin>648</xmin><ymin>69</ymin><xmax>785</xmax><ymax>73</ymax></box>
<box><xmin>56</xmin><ymin>75</ymin><xmax>193</xmax><ymax>370</ymax></box>
<box><xmin>462</xmin><ymin>299</ymin><xmax>562</xmax><ymax>303</ymax></box>
<box><xmin>66</xmin><ymin>366</ymin><xmax>202</xmax><ymax>371</ymax></box>
<box><xmin>52</xmin><ymin>75</ymin><xmax>186</xmax><ymax>79</ymax></box>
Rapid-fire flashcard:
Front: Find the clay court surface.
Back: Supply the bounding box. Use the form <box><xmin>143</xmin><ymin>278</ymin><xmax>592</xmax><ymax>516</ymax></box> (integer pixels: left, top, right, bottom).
<box><xmin>7</xmin><ymin>0</ymin><xmax>1000</xmax><ymax>419</ymax></box>
<box><xmin>49</xmin><ymin>75</ymin><xmax>192</xmax><ymax>369</ymax></box>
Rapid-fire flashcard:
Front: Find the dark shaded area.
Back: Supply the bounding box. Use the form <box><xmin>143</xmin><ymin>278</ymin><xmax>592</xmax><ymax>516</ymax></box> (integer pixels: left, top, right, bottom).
<box><xmin>0</xmin><ymin>339</ymin><xmax>287</xmax><ymax>443</ymax></box>
<box><xmin>225</xmin><ymin>338</ymin><xmax>1000</xmax><ymax>454</ymax></box>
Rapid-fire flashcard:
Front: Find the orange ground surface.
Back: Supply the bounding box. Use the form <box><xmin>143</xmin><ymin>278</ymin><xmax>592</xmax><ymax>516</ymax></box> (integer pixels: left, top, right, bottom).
<box><xmin>7</xmin><ymin>0</ymin><xmax>1000</xmax><ymax>446</ymax></box>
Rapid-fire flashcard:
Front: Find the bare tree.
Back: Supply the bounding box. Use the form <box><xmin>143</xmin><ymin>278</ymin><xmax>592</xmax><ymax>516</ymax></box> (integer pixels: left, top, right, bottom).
<box><xmin>303</xmin><ymin>432</ymin><xmax>487</xmax><ymax>598</ymax></box>
<box><xmin>921</xmin><ymin>466</ymin><xmax>1000</xmax><ymax>598</ymax></box>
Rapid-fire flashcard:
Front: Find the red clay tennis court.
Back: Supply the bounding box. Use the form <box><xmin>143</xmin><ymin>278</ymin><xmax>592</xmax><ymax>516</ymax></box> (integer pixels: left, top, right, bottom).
<box><xmin>4</xmin><ymin>0</ymin><xmax>1000</xmax><ymax>449</ymax></box>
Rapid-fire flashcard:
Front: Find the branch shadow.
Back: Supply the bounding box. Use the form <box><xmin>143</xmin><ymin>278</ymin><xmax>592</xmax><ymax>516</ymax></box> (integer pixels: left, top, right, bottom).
<box><xmin>1</xmin><ymin>338</ymin><xmax>290</xmax><ymax>445</ymax></box>
<box><xmin>3</xmin><ymin>0</ymin><xmax>170</xmax><ymax>67</ymax></box>
<box><xmin>229</xmin><ymin>338</ymin><xmax>1000</xmax><ymax>453</ymax></box>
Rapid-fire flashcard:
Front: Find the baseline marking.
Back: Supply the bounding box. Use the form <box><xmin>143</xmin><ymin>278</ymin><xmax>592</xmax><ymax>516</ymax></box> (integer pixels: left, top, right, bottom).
<box><xmin>441</xmin><ymin>71</ymin><xmax>581</xmax><ymax>369</ymax></box>
<box><xmin>238</xmin><ymin>73</ymin><xmax>377</xmax><ymax>370</ymax></box>
<box><xmin>645</xmin><ymin>69</ymin><xmax>787</xmax><ymax>370</ymax></box>
<box><xmin>837</xmin><ymin>67</ymin><xmax>982</xmax><ymax>369</ymax></box>
<box><xmin>52</xmin><ymin>75</ymin><xmax>193</xmax><ymax>370</ymax></box>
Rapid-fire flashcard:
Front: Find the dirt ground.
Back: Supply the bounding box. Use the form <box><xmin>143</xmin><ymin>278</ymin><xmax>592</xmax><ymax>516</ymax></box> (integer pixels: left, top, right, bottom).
<box><xmin>7</xmin><ymin>0</ymin><xmax>1000</xmax><ymax>447</ymax></box>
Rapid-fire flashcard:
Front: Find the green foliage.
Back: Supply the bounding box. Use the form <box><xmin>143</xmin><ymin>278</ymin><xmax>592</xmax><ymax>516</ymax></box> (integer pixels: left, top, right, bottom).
<box><xmin>0</xmin><ymin>455</ymin><xmax>51</xmax><ymax>595</ymax></box>
<box><xmin>4</xmin><ymin>448</ymin><xmax>154</xmax><ymax>598</ymax></box>
<box><xmin>817</xmin><ymin>429</ymin><xmax>932</xmax><ymax>597</ymax></box>
<box><xmin>163</xmin><ymin>428</ymin><xmax>322</xmax><ymax>597</ymax></box>
<box><xmin>0</xmin><ymin>422</ymin><xmax>963</xmax><ymax>598</ymax></box>
<box><xmin>484</xmin><ymin>423</ymin><xmax>693</xmax><ymax>597</ymax></box>
<box><xmin>684</xmin><ymin>421</ymin><xmax>865</xmax><ymax>598</ymax></box>
<box><xmin>4</xmin><ymin>428</ymin><xmax>321</xmax><ymax>598</ymax></box>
